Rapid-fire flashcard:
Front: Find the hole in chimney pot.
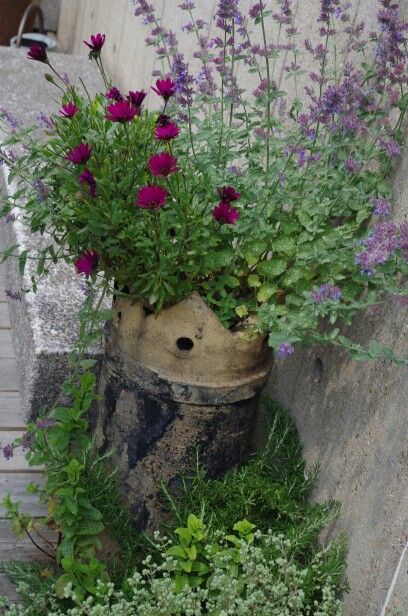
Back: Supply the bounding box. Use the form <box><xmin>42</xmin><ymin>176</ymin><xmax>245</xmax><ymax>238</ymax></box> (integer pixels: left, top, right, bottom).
<box><xmin>176</xmin><ymin>337</ymin><xmax>194</xmax><ymax>351</ymax></box>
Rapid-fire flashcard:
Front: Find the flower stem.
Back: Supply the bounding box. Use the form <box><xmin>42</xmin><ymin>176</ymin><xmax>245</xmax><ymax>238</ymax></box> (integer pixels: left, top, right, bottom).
<box><xmin>217</xmin><ymin>30</ymin><xmax>228</xmax><ymax>167</ymax></box>
<box><xmin>260</xmin><ymin>4</ymin><xmax>271</xmax><ymax>189</ymax></box>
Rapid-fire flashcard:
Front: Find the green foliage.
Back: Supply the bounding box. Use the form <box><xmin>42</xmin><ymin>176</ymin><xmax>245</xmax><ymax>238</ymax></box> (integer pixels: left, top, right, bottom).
<box><xmin>1</xmin><ymin>15</ymin><xmax>408</xmax><ymax>358</ymax></box>
<box><xmin>0</xmin><ymin>287</ymin><xmax>116</xmax><ymax>603</ymax></box>
<box><xmin>0</xmin><ymin>398</ymin><xmax>347</xmax><ymax>614</ymax></box>
<box><xmin>164</xmin><ymin>398</ymin><xmax>339</xmax><ymax>560</ymax></box>
<box><xmin>165</xmin><ymin>514</ymin><xmax>210</xmax><ymax>590</ymax></box>
<box><xmin>0</xmin><ymin>526</ymin><xmax>345</xmax><ymax>616</ymax></box>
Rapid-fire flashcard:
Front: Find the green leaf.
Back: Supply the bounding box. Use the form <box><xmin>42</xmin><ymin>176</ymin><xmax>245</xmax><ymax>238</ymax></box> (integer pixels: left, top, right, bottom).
<box><xmin>248</xmin><ymin>274</ymin><xmax>261</xmax><ymax>288</ymax></box>
<box><xmin>235</xmin><ymin>305</ymin><xmax>249</xmax><ymax>318</ymax></box>
<box><xmin>18</xmin><ymin>250</ymin><xmax>29</xmax><ymax>275</ymax></box>
<box><xmin>272</xmin><ymin>237</ymin><xmax>296</xmax><ymax>255</ymax></box>
<box><xmin>185</xmin><ymin>544</ymin><xmax>197</xmax><ymax>561</ymax></box>
<box><xmin>257</xmin><ymin>283</ymin><xmax>276</xmax><ymax>303</ymax></box>
<box><xmin>180</xmin><ymin>559</ymin><xmax>193</xmax><ymax>573</ymax></box>
<box><xmin>166</xmin><ymin>545</ymin><xmax>187</xmax><ymax>559</ymax></box>
<box><xmin>0</xmin><ymin>244</ymin><xmax>19</xmax><ymax>264</ymax></box>
<box><xmin>257</xmin><ymin>259</ymin><xmax>287</xmax><ymax>279</ymax></box>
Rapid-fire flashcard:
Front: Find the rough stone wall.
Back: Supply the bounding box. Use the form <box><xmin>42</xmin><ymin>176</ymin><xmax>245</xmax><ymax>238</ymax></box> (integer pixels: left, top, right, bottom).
<box><xmin>56</xmin><ymin>1</ymin><xmax>408</xmax><ymax>613</ymax></box>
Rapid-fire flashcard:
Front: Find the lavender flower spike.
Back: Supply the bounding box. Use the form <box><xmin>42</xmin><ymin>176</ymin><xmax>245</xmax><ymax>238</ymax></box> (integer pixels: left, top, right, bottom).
<box><xmin>2</xmin><ymin>444</ymin><xmax>13</xmax><ymax>460</ymax></box>
<box><xmin>277</xmin><ymin>342</ymin><xmax>295</xmax><ymax>358</ymax></box>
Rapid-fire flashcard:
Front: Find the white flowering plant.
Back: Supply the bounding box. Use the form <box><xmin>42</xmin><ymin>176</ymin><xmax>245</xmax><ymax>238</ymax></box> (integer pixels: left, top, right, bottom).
<box><xmin>0</xmin><ymin>520</ymin><xmax>345</xmax><ymax>616</ymax></box>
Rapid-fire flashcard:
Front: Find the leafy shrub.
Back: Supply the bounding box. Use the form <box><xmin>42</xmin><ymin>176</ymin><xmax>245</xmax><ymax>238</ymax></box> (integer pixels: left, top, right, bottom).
<box><xmin>0</xmin><ymin>524</ymin><xmax>344</xmax><ymax>616</ymax></box>
<box><xmin>0</xmin><ymin>400</ymin><xmax>347</xmax><ymax>615</ymax></box>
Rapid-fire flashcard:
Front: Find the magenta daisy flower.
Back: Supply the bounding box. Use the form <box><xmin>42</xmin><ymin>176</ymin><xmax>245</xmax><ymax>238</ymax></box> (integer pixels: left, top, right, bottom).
<box><xmin>83</xmin><ymin>33</ymin><xmax>105</xmax><ymax>58</ymax></box>
<box><xmin>106</xmin><ymin>100</ymin><xmax>139</xmax><ymax>122</ymax></box>
<box><xmin>106</xmin><ymin>87</ymin><xmax>123</xmax><ymax>102</ymax></box>
<box><xmin>27</xmin><ymin>43</ymin><xmax>47</xmax><ymax>63</ymax></box>
<box><xmin>60</xmin><ymin>103</ymin><xmax>79</xmax><ymax>118</ymax></box>
<box><xmin>79</xmin><ymin>168</ymin><xmax>97</xmax><ymax>198</ymax></box>
<box><xmin>75</xmin><ymin>250</ymin><xmax>100</xmax><ymax>276</ymax></box>
<box><xmin>136</xmin><ymin>185</ymin><xmax>168</xmax><ymax>210</ymax></box>
<box><xmin>152</xmin><ymin>78</ymin><xmax>177</xmax><ymax>101</ymax></box>
<box><xmin>148</xmin><ymin>152</ymin><xmax>178</xmax><ymax>177</ymax></box>
<box><xmin>66</xmin><ymin>143</ymin><xmax>92</xmax><ymax>165</ymax></box>
<box><xmin>128</xmin><ymin>90</ymin><xmax>147</xmax><ymax>108</ymax></box>
<box><xmin>218</xmin><ymin>186</ymin><xmax>240</xmax><ymax>202</ymax></box>
<box><xmin>155</xmin><ymin>122</ymin><xmax>180</xmax><ymax>141</ymax></box>
<box><xmin>212</xmin><ymin>202</ymin><xmax>240</xmax><ymax>225</ymax></box>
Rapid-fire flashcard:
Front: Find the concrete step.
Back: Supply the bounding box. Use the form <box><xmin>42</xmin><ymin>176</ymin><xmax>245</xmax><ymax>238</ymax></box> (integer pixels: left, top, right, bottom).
<box><xmin>0</xmin><ymin>47</ymin><xmax>106</xmax><ymax>421</ymax></box>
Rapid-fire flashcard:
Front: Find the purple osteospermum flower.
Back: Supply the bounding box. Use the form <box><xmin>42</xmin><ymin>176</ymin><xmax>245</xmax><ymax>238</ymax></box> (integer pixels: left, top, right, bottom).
<box><xmin>5</xmin><ymin>213</ymin><xmax>16</xmax><ymax>223</ymax></box>
<box><xmin>60</xmin><ymin>103</ymin><xmax>79</xmax><ymax>119</ymax></box>
<box><xmin>66</xmin><ymin>143</ymin><xmax>92</xmax><ymax>165</ymax></box>
<box><xmin>75</xmin><ymin>250</ymin><xmax>100</xmax><ymax>276</ymax></box>
<box><xmin>370</xmin><ymin>197</ymin><xmax>391</xmax><ymax>217</ymax></box>
<box><xmin>155</xmin><ymin>122</ymin><xmax>180</xmax><ymax>140</ymax></box>
<box><xmin>152</xmin><ymin>78</ymin><xmax>177</xmax><ymax>100</ymax></box>
<box><xmin>36</xmin><ymin>418</ymin><xmax>57</xmax><ymax>429</ymax></box>
<box><xmin>106</xmin><ymin>87</ymin><xmax>123</xmax><ymax>102</ymax></box>
<box><xmin>5</xmin><ymin>289</ymin><xmax>21</xmax><ymax>301</ymax></box>
<box><xmin>136</xmin><ymin>185</ymin><xmax>168</xmax><ymax>210</ymax></box>
<box><xmin>277</xmin><ymin>342</ymin><xmax>294</xmax><ymax>358</ymax></box>
<box><xmin>106</xmin><ymin>100</ymin><xmax>139</xmax><ymax>122</ymax></box>
<box><xmin>27</xmin><ymin>43</ymin><xmax>47</xmax><ymax>63</ymax></box>
<box><xmin>212</xmin><ymin>202</ymin><xmax>240</xmax><ymax>225</ymax></box>
<box><xmin>127</xmin><ymin>90</ymin><xmax>147</xmax><ymax>108</ymax></box>
<box><xmin>148</xmin><ymin>152</ymin><xmax>178</xmax><ymax>177</ymax></box>
<box><xmin>2</xmin><ymin>444</ymin><xmax>13</xmax><ymax>460</ymax></box>
<box><xmin>311</xmin><ymin>284</ymin><xmax>342</xmax><ymax>303</ymax></box>
<box><xmin>79</xmin><ymin>168</ymin><xmax>97</xmax><ymax>198</ymax></box>
<box><xmin>179</xmin><ymin>1</ymin><xmax>195</xmax><ymax>8</ymax></box>
<box><xmin>83</xmin><ymin>33</ymin><xmax>106</xmax><ymax>57</ymax></box>
<box><xmin>218</xmin><ymin>186</ymin><xmax>240</xmax><ymax>202</ymax></box>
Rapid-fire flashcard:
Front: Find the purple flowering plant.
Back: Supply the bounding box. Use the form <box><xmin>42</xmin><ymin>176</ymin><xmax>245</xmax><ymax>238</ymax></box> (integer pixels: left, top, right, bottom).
<box><xmin>1</xmin><ymin>0</ymin><xmax>408</xmax><ymax>362</ymax></box>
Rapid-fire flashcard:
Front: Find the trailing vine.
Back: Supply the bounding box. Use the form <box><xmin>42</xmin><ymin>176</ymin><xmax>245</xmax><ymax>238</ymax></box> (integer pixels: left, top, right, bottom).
<box><xmin>1</xmin><ymin>282</ymin><xmax>117</xmax><ymax>601</ymax></box>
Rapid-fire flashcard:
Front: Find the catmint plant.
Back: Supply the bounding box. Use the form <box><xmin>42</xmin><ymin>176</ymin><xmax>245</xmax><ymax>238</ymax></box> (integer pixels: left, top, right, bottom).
<box><xmin>0</xmin><ymin>0</ymin><xmax>407</xmax><ymax>363</ymax></box>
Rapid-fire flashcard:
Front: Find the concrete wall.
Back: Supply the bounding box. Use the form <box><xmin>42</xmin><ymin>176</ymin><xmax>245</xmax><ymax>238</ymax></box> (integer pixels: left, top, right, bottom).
<box><xmin>57</xmin><ymin>0</ymin><xmax>378</xmax><ymax>102</ymax></box>
<box><xmin>40</xmin><ymin>0</ymin><xmax>61</xmax><ymax>32</ymax></box>
<box><xmin>57</xmin><ymin>1</ymin><xmax>408</xmax><ymax>614</ymax></box>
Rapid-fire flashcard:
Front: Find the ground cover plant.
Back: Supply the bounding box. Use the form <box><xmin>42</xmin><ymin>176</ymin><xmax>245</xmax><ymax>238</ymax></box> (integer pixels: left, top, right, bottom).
<box><xmin>0</xmin><ymin>399</ymin><xmax>347</xmax><ymax>615</ymax></box>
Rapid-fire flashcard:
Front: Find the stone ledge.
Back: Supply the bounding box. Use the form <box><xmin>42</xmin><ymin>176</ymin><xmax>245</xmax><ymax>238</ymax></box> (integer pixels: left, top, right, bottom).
<box><xmin>0</xmin><ymin>48</ymin><xmax>105</xmax><ymax>421</ymax></box>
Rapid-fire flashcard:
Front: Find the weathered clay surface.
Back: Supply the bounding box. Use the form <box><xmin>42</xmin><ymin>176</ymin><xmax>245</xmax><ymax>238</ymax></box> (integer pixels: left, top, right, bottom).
<box><xmin>95</xmin><ymin>293</ymin><xmax>273</xmax><ymax>531</ymax></box>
